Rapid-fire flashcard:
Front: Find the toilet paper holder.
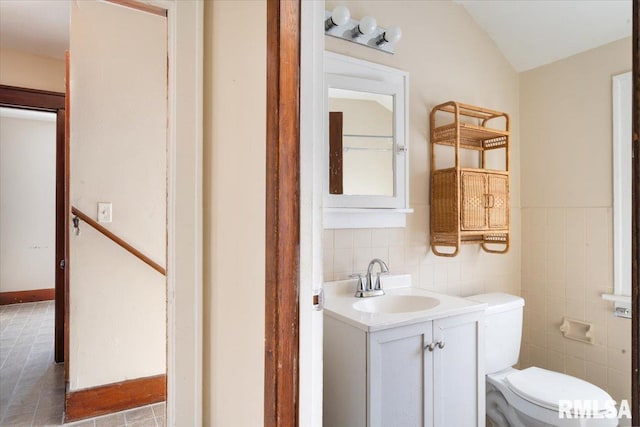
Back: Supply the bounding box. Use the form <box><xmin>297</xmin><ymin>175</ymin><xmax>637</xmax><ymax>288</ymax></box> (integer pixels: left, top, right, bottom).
<box><xmin>559</xmin><ymin>317</ymin><xmax>595</xmax><ymax>345</ymax></box>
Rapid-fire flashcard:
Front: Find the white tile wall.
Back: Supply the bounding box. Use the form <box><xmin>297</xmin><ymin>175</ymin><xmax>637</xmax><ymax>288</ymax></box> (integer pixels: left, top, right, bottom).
<box><xmin>322</xmin><ymin>203</ymin><xmax>522</xmax><ymax>299</ymax></box>
<box><xmin>521</xmin><ymin>207</ymin><xmax>631</xmax><ymax>415</ymax></box>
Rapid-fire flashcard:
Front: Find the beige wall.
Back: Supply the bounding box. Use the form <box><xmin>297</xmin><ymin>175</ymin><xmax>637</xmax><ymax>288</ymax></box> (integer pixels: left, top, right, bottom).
<box><xmin>69</xmin><ymin>0</ymin><xmax>167</xmax><ymax>390</ymax></box>
<box><xmin>0</xmin><ymin>112</ymin><xmax>56</xmax><ymax>293</ymax></box>
<box><xmin>323</xmin><ymin>0</ymin><xmax>522</xmax><ymax>299</ymax></box>
<box><xmin>520</xmin><ymin>37</ymin><xmax>631</xmax><ymax>410</ymax></box>
<box><xmin>0</xmin><ymin>47</ymin><xmax>65</xmax><ymax>93</ymax></box>
<box><xmin>203</xmin><ymin>1</ymin><xmax>266</xmax><ymax>425</ymax></box>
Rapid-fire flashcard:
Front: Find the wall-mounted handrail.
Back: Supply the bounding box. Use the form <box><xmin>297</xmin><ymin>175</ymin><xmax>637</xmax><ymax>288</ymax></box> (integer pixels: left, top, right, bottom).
<box><xmin>71</xmin><ymin>206</ymin><xmax>166</xmax><ymax>276</ymax></box>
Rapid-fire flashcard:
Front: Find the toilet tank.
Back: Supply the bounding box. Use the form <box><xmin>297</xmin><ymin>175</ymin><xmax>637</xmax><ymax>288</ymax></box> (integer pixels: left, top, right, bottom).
<box><xmin>466</xmin><ymin>293</ymin><xmax>525</xmax><ymax>374</ymax></box>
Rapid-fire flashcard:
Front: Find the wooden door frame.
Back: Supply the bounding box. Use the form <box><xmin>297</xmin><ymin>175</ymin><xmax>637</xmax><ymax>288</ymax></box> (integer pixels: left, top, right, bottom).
<box><xmin>264</xmin><ymin>0</ymin><xmax>301</xmax><ymax>425</ymax></box>
<box><xmin>0</xmin><ymin>85</ymin><xmax>68</xmax><ymax>366</ymax></box>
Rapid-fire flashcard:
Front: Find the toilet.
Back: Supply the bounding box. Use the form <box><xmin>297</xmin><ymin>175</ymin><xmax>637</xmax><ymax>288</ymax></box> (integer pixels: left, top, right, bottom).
<box><xmin>467</xmin><ymin>293</ymin><xmax>618</xmax><ymax>427</ymax></box>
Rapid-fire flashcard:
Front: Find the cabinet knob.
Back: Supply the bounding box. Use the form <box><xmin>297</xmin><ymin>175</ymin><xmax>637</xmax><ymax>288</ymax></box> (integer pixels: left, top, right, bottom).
<box><xmin>425</xmin><ymin>342</ymin><xmax>436</xmax><ymax>352</ymax></box>
<box><xmin>436</xmin><ymin>340</ymin><xmax>445</xmax><ymax>349</ymax></box>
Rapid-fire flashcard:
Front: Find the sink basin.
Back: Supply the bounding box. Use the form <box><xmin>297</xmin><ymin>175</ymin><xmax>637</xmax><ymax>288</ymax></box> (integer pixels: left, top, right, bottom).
<box><xmin>353</xmin><ymin>295</ymin><xmax>440</xmax><ymax>314</ymax></box>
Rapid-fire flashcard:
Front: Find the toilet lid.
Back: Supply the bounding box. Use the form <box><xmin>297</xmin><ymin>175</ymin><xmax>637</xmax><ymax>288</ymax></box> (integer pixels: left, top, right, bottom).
<box><xmin>505</xmin><ymin>367</ymin><xmax>613</xmax><ymax>414</ymax></box>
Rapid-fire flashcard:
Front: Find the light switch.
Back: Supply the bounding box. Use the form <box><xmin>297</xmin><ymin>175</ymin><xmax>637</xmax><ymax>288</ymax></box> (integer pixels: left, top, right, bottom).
<box><xmin>98</xmin><ymin>202</ymin><xmax>112</xmax><ymax>223</ymax></box>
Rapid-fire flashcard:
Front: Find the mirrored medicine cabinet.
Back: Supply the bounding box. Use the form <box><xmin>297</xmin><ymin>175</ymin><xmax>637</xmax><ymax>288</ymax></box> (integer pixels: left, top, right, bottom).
<box><xmin>324</xmin><ymin>52</ymin><xmax>411</xmax><ymax>229</ymax></box>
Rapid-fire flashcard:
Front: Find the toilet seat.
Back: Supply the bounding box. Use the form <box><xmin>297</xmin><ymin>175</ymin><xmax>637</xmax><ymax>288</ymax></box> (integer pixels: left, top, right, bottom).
<box><xmin>505</xmin><ymin>367</ymin><xmax>613</xmax><ymax>415</ymax></box>
<box><xmin>487</xmin><ymin>368</ymin><xmax>619</xmax><ymax>427</ymax></box>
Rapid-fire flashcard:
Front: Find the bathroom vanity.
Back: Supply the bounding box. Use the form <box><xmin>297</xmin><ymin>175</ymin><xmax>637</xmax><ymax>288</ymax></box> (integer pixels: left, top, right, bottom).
<box><xmin>323</xmin><ymin>276</ymin><xmax>487</xmax><ymax>427</ymax></box>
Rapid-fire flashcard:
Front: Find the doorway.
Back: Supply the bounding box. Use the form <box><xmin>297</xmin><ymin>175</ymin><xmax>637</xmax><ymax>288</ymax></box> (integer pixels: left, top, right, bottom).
<box><xmin>292</xmin><ymin>2</ymin><xmax>640</xmax><ymax>426</ymax></box>
<box><xmin>2</xmin><ymin>0</ymin><xmax>168</xmax><ymax>423</ymax></box>
<box><xmin>0</xmin><ymin>86</ymin><xmax>67</xmax><ymax>425</ymax></box>
<box><xmin>1</xmin><ymin>0</ymin><xmax>203</xmax><ymax>423</ymax></box>
<box><xmin>0</xmin><ymin>86</ymin><xmax>67</xmax><ymax>364</ymax></box>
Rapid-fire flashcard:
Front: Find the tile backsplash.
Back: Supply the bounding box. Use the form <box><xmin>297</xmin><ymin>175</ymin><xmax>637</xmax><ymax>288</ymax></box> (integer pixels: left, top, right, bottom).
<box><xmin>322</xmin><ymin>203</ymin><xmax>522</xmax><ymax>299</ymax></box>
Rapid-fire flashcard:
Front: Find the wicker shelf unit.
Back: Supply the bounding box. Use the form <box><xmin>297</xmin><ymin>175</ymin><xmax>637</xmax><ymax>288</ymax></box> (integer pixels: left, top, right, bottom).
<box><xmin>430</xmin><ymin>101</ymin><xmax>510</xmax><ymax>257</ymax></box>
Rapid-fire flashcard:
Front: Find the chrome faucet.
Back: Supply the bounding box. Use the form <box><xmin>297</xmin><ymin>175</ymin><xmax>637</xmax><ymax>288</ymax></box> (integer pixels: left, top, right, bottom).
<box><xmin>351</xmin><ymin>258</ymin><xmax>389</xmax><ymax>298</ymax></box>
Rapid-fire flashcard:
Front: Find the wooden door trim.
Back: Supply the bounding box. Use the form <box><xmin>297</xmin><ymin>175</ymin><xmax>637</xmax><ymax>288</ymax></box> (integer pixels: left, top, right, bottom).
<box><xmin>264</xmin><ymin>0</ymin><xmax>301</xmax><ymax>426</ymax></box>
<box><xmin>0</xmin><ymin>85</ymin><xmax>64</xmax><ymax>110</ymax></box>
<box><xmin>632</xmin><ymin>0</ymin><xmax>639</xmax><ymax>422</ymax></box>
<box><xmin>64</xmin><ymin>52</ymin><xmax>71</xmax><ymax>381</ymax></box>
<box><xmin>56</xmin><ymin>106</ymin><xmax>68</xmax><ymax>368</ymax></box>
<box><xmin>0</xmin><ymin>85</ymin><xmax>67</xmax><ymax>366</ymax></box>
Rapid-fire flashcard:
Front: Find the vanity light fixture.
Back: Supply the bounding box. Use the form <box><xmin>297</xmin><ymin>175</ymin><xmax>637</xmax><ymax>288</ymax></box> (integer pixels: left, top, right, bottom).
<box><xmin>324</xmin><ymin>8</ymin><xmax>402</xmax><ymax>54</ymax></box>
<box><xmin>352</xmin><ymin>15</ymin><xmax>377</xmax><ymax>38</ymax></box>
<box><xmin>376</xmin><ymin>25</ymin><xmax>403</xmax><ymax>46</ymax></box>
<box><xmin>325</xmin><ymin>6</ymin><xmax>350</xmax><ymax>31</ymax></box>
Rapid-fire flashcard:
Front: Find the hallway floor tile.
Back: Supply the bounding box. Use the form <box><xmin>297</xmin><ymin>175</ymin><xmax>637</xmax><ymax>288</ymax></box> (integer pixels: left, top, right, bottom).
<box><xmin>0</xmin><ymin>302</ymin><xmax>165</xmax><ymax>427</ymax></box>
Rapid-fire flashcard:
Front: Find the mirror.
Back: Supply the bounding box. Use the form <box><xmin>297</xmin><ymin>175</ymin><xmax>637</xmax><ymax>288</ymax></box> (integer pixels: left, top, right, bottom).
<box><xmin>324</xmin><ymin>52</ymin><xmax>409</xmax><ymax>220</ymax></box>
<box><xmin>328</xmin><ymin>88</ymin><xmax>394</xmax><ymax>196</ymax></box>
<box><xmin>329</xmin><ymin>88</ymin><xmax>393</xmax><ymax>196</ymax></box>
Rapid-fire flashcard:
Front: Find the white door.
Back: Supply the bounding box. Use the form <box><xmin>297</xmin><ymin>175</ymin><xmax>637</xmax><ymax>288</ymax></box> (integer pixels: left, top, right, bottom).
<box><xmin>300</xmin><ymin>1</ymin><xmax>326</xmax><ymax>426</ymax></box>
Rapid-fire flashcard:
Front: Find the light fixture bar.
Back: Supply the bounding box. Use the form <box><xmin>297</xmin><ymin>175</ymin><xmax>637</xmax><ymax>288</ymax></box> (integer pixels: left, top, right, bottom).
<box><xmin>324</xmin><ymin>10</ymin><xmax>401</xmax><ymax>55</ymax></box>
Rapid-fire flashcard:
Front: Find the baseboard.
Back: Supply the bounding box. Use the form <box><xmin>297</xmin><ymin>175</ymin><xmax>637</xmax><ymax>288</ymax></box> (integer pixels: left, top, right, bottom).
<box><xmin>0</xmin><ymin>288</ymin><xmax>55</xmax><ymax>305</ymax></box>
<box><xmin>65</xmin><ymin>374</ymin><xmax>166</xmax><ymax>422</ymax></box>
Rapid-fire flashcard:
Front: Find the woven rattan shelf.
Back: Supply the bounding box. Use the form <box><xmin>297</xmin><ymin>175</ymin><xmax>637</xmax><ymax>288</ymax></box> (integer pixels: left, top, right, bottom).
<box><xmin>432</xmin><ymin>123</ymin><xmax>508</xmax><ymax>150</ymax></box>
<box><xmin>430</xmin><ymin>101</ymin><xmax>510</xmax><ymax>257</ymax></box>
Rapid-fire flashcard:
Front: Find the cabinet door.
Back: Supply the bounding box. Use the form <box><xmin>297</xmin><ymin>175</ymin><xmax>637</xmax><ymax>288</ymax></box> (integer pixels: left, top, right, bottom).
<box><xmin>432</xmin><ymin>313</ymin><xmax>484</xmax><ymax>427</ymax></box>
<box><xmin>487</xmin><ymin>173</ymin><xmax>509</xmax><ymax>229</ymax></box>
<box><xmin>324</xmin><ymin>316</ymin><xmax>368</xmax><ymax>427</ymax></box>
<box><xmin>460</xmin><ymin>172</ymin><xmax>487</xmax><ymax>230</ymax></box>
<box><xmin>368</xmin><ymin>322</ymin><xmax>433</xmax><ymax>427</ymax></box>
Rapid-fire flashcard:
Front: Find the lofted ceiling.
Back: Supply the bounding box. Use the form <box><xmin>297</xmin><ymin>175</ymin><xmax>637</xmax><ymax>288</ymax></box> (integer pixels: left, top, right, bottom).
<box><xmin>0</xmin><ymin>0</ymin><xmax>633</xmax><ymax>70</ymax></box>
<box><xmin>456</xmin><ymin>0</ymin><xmax>632</xmax><ymax>72</ymax></box>
<box><xmin>0</xmin><ymin>0</ymin><xmax>70</xmax><ymax>60</ymax></box>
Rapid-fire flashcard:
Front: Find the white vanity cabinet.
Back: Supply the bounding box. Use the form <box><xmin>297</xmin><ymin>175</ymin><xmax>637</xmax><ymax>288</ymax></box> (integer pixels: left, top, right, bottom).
<box><xmin>324</xmin><ymin>311</ymin><xmax>484</xmax><ymax>427</ymax></box>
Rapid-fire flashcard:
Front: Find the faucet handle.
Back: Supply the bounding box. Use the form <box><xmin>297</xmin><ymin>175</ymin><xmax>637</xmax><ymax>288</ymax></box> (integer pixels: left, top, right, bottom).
<box><xmin>372</xmin><ymin>271</ymin><xmax>388</xmax><ymax>291</ymax></box>
<box><xmin>350</xmin><ymin>273</ymin><xmax>368</xmax><ymax>297</ymax></box>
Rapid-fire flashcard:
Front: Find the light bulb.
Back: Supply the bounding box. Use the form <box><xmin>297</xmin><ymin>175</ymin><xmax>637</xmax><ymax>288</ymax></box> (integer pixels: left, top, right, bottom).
<box><xmin>329</xmin><ymin>6</ymin><xmax>350</xmax><ymax>27</ymax></box>
<box><xmin>357</xmin><ymin>16</ymin><xmax>377</xmax><ymax>36</ymax></box>
<box><xmin>384</xmin><ymin>26</ymin><xmax>402</xmax><ymax>43</ymax></box>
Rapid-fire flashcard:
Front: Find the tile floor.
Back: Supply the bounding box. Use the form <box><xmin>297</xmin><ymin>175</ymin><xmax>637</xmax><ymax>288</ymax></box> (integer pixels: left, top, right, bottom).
<box><xmin>0</xmin><ymin>302</ymin><xmax>165</xmax><ymax>427</ymax></box>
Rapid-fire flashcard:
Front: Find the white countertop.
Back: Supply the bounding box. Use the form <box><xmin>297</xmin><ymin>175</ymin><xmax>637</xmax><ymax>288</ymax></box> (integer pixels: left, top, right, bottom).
<box><xmin>324</xmin><ymin>274</ymin><xmax>487</xmax><ymax>332</ymax></box>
